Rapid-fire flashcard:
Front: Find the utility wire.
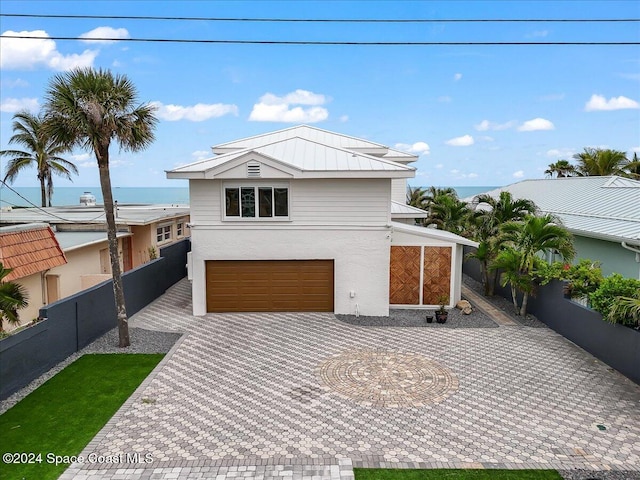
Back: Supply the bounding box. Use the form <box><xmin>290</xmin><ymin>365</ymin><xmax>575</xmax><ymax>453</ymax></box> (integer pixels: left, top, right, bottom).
<box><xmin>2</xmin><ymin>35</ymin><xmax>637</xmax><ymax>45</ymax></box>
<box><xmin>0</xmin><ymin>180</ymin><xmax>106</xmax><ymax>223</ymax></box>
<box><xmin>2</xmin><ymin>13</ymin><xmax>639</xmax><ymax>22</ymax></box>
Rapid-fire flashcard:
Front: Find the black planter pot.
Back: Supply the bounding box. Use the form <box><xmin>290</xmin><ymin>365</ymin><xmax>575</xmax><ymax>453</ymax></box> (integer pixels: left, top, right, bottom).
<box><xmin>426</xmin><ymin>315</ymin><xmax>434</xmax><ymax>323</ymax></box>
<box><xmin>436</xmin><ymin>312</ymin><xmax>448</xmax><ymax>323</ymax></box>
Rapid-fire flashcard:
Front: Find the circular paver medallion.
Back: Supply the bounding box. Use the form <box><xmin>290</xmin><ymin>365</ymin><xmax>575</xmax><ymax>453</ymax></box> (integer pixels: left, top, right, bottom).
<box><xmin>318</xmin><ymin>348</ymin><xmax>458</xmax><ymax>407</ymax></box>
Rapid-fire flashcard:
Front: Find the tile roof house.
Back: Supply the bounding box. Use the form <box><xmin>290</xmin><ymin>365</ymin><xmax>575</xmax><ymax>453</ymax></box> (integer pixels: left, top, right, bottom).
<box><xmin>167</xmin><ymin>125</ymin><xmax>476</xmax><ymax>316</ymax></box>
<box><xmin>469</xmin><ymin>176</ymin><xmax>640</xmax><ymax>278</ymax></box>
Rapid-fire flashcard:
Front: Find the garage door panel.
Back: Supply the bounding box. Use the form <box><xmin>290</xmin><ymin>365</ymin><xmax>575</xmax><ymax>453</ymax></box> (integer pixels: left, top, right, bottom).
<box><xmin>206</xmin><ymin>260</ymin><xmax>334</xmax><ymax>312</ymax></box>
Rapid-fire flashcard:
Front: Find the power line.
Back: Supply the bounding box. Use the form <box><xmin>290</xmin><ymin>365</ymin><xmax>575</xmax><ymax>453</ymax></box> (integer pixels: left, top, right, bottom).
<box><xmin>1</xmin><ymin>35</ymin><xmax>637</xmax><ymax>45</ymax></box>
<box><xmin>2</xmin><ymin>13</ymin><xmax>638</xmax><ymax>22</ymax></box>
<box><xmin>0</xmin><ymin>180</ymin><xmax>106</xmax><ymax>223</ymax></box>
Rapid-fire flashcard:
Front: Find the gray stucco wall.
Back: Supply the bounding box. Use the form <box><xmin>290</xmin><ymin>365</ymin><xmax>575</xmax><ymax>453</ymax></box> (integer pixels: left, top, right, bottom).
<box><xmin>573</xmin><ymin>235</ymin><xmax>639</xmax><ymax>279</ymax></box>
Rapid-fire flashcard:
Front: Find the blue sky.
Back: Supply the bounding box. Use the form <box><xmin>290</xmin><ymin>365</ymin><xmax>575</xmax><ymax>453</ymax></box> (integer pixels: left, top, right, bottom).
<box><xmin>1</xmin><ymin>0</ymin><xmax>639</xmax><ymax>189</ymax></box>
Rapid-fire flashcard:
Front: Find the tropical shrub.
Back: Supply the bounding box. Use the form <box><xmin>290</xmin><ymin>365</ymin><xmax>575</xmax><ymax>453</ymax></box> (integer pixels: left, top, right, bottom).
<box><xmin>607</xmin><ymin>296</ymin><xmax>640</xmax><ymax>328</ymax></box>
<box><xmin>590</xmin><ymin>274</ymin><xmax>640</xmax><ymax>321</ymax></box>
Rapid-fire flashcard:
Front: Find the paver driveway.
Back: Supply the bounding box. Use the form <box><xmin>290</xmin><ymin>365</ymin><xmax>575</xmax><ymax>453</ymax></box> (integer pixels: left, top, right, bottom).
<box><xmin>62</xmin><ymin>279</ymin><xmax>640</xmax><ymax>479</ymax></box>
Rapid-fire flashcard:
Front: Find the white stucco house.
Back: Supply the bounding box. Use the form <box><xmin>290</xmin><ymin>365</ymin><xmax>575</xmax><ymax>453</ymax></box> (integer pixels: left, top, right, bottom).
<box><xmin>167</xmin><ymin>125</ymin><xmax>477</xmax><ymax>317</ymax></box>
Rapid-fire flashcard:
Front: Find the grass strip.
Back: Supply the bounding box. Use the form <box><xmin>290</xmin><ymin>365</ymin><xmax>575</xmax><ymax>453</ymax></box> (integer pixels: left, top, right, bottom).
<box><xmin>354</xmin><ymin>468</ymin><xmax>564</xmax><ymax>480</ymax></box>
<box><xmin>0</xmin><ymin>353</ymin><xmax>164</xmax><ymax>480</ymax></box>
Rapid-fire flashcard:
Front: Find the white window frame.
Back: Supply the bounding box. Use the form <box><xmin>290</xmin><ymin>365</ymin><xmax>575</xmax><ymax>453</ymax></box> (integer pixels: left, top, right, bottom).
<box><xmin>222</xmin><ymin>182</ymin><xmax>290</xmax><ymax>221</ymax></box>
<box><xmin>156</xmin><ymin>223</ymin><xmax>172</xmax><ymax>244</ymax></box>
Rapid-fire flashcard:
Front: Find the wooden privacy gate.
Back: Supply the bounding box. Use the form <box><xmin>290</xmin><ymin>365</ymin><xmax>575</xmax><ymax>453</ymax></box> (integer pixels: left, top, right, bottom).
<box><xmin>389</xmin><ymin>246</ymin><xmax>452</xmax><ymax>305</ymax></box>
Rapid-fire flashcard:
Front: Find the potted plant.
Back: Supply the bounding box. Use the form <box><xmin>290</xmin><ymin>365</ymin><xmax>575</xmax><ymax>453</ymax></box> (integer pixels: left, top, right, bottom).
<box><xmin>436</xmin><ymin>294</ymin><xmax>449</xmax><ymax>323</ymax></box>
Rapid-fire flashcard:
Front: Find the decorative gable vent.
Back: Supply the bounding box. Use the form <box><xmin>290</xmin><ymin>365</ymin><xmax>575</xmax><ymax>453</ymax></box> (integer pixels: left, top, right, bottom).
<box><xmin>247</xmin><ymin>161</ymin><xmax>261</xmax><ymax>178</ymax></box>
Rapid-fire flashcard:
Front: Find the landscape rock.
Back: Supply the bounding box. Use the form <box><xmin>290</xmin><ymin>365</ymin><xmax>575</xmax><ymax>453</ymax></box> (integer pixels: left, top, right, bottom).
<box><xmin>456</xmin><ymin>300</ymin><xmax>473</xmax><ymax>315</ymax></box>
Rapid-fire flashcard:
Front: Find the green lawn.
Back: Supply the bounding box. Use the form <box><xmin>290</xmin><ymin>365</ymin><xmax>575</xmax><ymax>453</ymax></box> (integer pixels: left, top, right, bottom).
<box><xmin>0</xmin><ymin>354</ymin><xmax>164</xmax><ymax>480</ymax></box>
<box><xmin>354</xmin><ymin>469</ymin><xmax>564</xmax><ymax>480</ymax></box>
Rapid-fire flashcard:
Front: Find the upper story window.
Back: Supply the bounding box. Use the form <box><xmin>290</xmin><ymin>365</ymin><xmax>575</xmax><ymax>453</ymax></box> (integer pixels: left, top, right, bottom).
<box><xmin>156</xmin><ymin>224</ymin><xmax>172</xmax><ymax>243</ymax></box>
<box><xmin>176</xmin><ymin>222</ymin><xmax>184</xmax><ymax>237</ymax></box>
<box><xmin>224</xmin><ymin>185</ymin><xmax>289</xmax><ymax>220</ymax></box>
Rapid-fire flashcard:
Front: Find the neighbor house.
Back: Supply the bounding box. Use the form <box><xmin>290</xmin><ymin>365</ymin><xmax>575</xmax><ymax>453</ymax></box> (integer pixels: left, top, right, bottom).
<box><xmin>0</xmin><ymin>203</ymin><xmax>190</xmax><ymax>328</ymax></box>
<box><xmin>167</xmin><ymin>125</ymin><xmax>476</xmax><ymax>316</ymax></box>
<box><xmin>469</xmin><ymin>176</ymin><xmax>640</xmax><ymax>279</ymax></box>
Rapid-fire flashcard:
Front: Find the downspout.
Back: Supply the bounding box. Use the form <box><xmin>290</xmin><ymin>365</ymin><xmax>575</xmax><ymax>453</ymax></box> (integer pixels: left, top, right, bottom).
<box><xmin>40</xmin><ymin>269</ymin><xmax>50</xmax><ymax>305</ymax></box>
<box><xmin>620</xmin><ymin>242</ymin><xmax>640</xmax><ymax>279</ymax></box>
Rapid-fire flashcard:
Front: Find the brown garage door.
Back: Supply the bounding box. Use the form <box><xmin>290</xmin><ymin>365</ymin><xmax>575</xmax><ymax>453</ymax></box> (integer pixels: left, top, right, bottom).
<box><xmin>206</xmin><ymin>260</ymin><xmax>334</xmax><ymax>312</ymax></box>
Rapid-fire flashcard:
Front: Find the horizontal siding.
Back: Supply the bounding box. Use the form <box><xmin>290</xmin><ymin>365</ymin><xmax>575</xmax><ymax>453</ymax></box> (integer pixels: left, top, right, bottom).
<box><xmin>189</xmin><ymin>179</ymin><xmax>221</xmax><ymax>223</ymax></box>
<box><xmin>391</xmin><ymin>179</ymin><xmax>407</xmax><ymax>204</ymax></box>
<box><xmin>292</xmin><ymin>179</ymin><xmax>389</xmax><ymax>225</ymax></box>
<box><xmin>191</xmin><ymin>178</ymin><xmax>391</xmax><ymax>226</ymax></box>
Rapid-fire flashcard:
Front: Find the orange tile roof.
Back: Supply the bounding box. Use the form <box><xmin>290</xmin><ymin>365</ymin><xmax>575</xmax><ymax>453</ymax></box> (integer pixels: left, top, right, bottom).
<box><xmin>0</xmin><ymin>225</ymin><xmax>67</xmax><ymax>281</ymax></box>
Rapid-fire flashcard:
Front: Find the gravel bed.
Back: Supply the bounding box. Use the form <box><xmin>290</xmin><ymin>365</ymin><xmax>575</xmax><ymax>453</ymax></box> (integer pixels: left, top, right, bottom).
<box><xmin>463</xmin><ymin>274</ymin><xmax>547</xmax><ymax>328</ymax></box>
<box><xmin>559</xmin><ymin>470</ymin><xmax>640</xmax><ymax>480</ymax></box>
<box><xmin>0</xmin><ymin>327</ymin><xmax>181</xmax><ymax>415</ymax></box>
<box><xmin>336</xmin><ymin>306</ymin><xmax>499</xmax><ymax>328</ymax></box>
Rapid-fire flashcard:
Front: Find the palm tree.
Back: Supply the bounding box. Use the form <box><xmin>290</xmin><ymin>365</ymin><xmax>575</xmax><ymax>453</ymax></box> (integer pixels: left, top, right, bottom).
<box><xmin>0</xmin><ymin>111</ymin><xmax>78</xmax><ymax>207</ymax></box>
<box><xmin>490</xmin><ymin>248</ymin><xmax>533</xmax><ymax>314</ymax></box>
<box><xmin>544</xmin><ymin>159</ymin><xmax>577</xmax><ymax>178</ymax></box>
<box><xmin>469</xmin><ymin>191</ymin><xmax>537</xmax><ymax>295</ymax></box>
<box><xmin>406</xmin><ymin>185</ymin><xmax>428</xmax><ymax>210</ymax></box>
<box><xmin>0</xmin><ymin>262</ymin><xmax>29</xmax><ymax>332</ymax></box>
<box><xmin>573</xmin><ymin>148</ymin><xmax>630</xmax><ymax>177</ymax></box>
<box><xmin>424</xmin><ymin>193</ymin><xmax>471</xmax><ymax>235</ymax></box>
<box><xmin>625</xmin><ymin>153</ymin><xmax>640</xmax><ymax>180</ymax></box>
<box><xmin>499</xmin><ymin>214</ymin><xmax>575</xmax><ymax>315</ymax></box>
<box><xmin>44</xmin><ymin>68</ymin><xmax>157</xmax><ymax>347</ymax></box>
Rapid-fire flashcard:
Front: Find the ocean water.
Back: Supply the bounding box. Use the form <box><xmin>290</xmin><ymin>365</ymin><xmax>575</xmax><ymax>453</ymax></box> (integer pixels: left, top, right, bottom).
<box><xmin>0</xmin><ymin>186</ymin><xmax>190</xmax><ymax>208</ymax></box>
<box><xmin>0</xmin><ymin>185</ymin><xmax>498</xmax><ymax>208</ymax></box>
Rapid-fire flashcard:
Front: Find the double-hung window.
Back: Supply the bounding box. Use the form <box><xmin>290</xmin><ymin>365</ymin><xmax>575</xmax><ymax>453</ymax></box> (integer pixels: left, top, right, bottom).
<box><xmin>224</xmin><ymin>185</ymin><xmax>289</xmax><ymax>220</ymax></box>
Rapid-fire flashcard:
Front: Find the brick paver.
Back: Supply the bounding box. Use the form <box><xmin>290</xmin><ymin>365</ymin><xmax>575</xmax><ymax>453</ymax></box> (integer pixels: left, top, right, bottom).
<box><xmin>61</xmin><ymin>279</ymin><xmax>640</xmax><ymax>479</ymax></box>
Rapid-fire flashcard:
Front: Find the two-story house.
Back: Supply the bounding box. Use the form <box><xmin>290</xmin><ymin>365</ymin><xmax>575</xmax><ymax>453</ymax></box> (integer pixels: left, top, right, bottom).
<box><xmin>167</xmin><ymin>125</ymin><xmax>476</xmax><ymax>317</ymax></box>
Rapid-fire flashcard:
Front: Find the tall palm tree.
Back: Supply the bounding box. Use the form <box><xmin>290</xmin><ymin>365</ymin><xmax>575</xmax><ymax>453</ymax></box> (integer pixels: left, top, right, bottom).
<box><xmin>0</xmin><ymin>262</ymin><xmax>29</xmax><ymax>332</ymax></box>
<box><xmin>573</xmin><ymin>148</ymin><xmax>630</xmax><ymax>177</ymax></box>
<box><xmin>0</xmin><ymin>111</ymin><xmax>77</xmax><ymax>207</ymax></box>
<box><xmin>499</xmin><ymin>214</ymin><xmax>575</xmax><ymax>315</ymax></box>
<box><xmin>44</xmin><ymin>68</ymin><xmax>157</xmax><ymax>347</ymax></box>
<box><xmin>469</xmin><ymin>191</ymin><xmax>537</xmax><ymax>295</ymax></box>
<box><xmin>544</xmin><ymin>159</ymin><xmax>577</xmax><ymax>178</ymax></box>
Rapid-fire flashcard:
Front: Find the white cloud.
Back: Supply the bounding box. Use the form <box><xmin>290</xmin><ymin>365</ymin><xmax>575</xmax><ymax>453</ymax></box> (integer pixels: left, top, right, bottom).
<box><xmin>518</xmin><ymin>118</ymin><xmax>555</xmax><ymax>131</ymax></box>
<box><xmin>435</xmin><ymin>163</ymin><xmax>444</xmax><ymax>169</ymax></box>
<box><xmin>474</xmin><ymin>119</ymin><xmax>515</xmax><ymax>131</ymax></box>
<box><xmin>546</xmin><ymin>148</ymin><xmax>574</xmax><ymax>158</ymax></box>
<box><xmin>394</xmin><ymin>141</ymin><xmax>430</xmax><ymax>156</ymax></box>
<box><xmin>453</xmin><ymin>73</ymin><xmax>462</xmax><ymax>81</ymax></box>
<box><xmin>191</xmin><ymin>150</ymin><xmax>211</xmax><ymax>160</ymax></box>
<box><xmin>446</xmin><ymin>134</ymin><xmax>474</xmax><ymax>146</ymax></box>
<box><xmin>1</xmin><ymin>30</ymin><xmax>98</xmax><ymax>70</ymax></box>
<box><xmin>619</xmin><ymin>73</ymin><xmax>640</xmax><ymax>81</ymax></box>
<box><xmin>477</xmin><ymin>135</ymin><xmax>494</xmax><ymax>142</ymax></box>
<box><xmin>79</xmin><ymin>26</ymin><xmax>130</xmax><ymax>44</ymax></box>
<box><xmin>339</xmin><ymin>115</ymin><xmax>349</xmax><ymax>123</ymax></box>
<box><xmin>151</xmin><ymin>101</ymin><xmax>239</xmax><ymax>122</ymax></box>
<box><xmin>0</xmin><ymin>97</ymin><xmax>39</xmax><ymax>112</ymax></box>
<box><xmin>513</xmin><ymin>170</ymin><xmax>525</xmax><ymax>178</ymax></box>
<box><xmin>466</xmin><ymin>173</ymin><xmax>479</xmax><ymax>178</ymax></box>
<box><xmin>584</xmin><ymin>94</ymin><xmax>640</xmax><ymax>111</ymax></box>
<box><xmin>249</xmin><ymin>89</ymin><xmax>329</xmax><ymax>123</ymax></box>
<box><xmin>529</xmin><ymin>30</ymin><xmax>548</xmax><ymax>38</ymax></box>
<box><xmin>450</xmin><ymin>169</ymin><xmax>460</xmax><ymax>174</ymax></box>
<box><xmin>70</xmin><ymin>153</ymin><xmax>92</xmax><ymax>162</ymax></box>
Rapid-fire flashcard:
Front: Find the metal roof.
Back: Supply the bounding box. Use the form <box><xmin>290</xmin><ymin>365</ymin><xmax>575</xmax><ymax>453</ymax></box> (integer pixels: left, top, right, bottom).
<box><xmin>390</xmin><ymin>201</ymin><xmax>429</xmax><ymax>218</ymax></box>
<box><xmin>468</xmin><ymin>176</ymin><xmax>640</xmax><ymax>244</ymax></box>
<box><xmin>168</xmin><ymin>136</ymin><xmax>415</xmax><ymax>178</ymax></box>
<box><xmin>212</xmin><ymin>125</ymin><xmax>396</xmax><ymax>154</ymax></box>
<box><xmin>391</xmin><ymin>221</ymin><xmax>479</xmax><ymax>247</ymax></box>
<box><xmin>0</xmin><ymin>204</ymin><xmax>190</xmax><ymax>226</ymax></box>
